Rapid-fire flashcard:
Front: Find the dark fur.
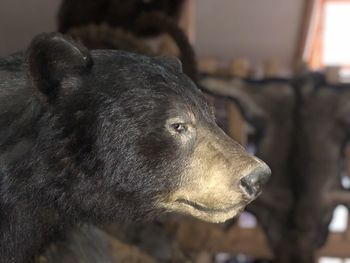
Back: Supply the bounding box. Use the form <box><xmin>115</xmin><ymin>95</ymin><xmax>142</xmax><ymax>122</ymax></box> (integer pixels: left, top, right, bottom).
<box><xmin>37</xmin><ymin>225</ymin><xmax>115</xmax><ymax>263</ymax></box>
<box><xmin>58</xmin><ymin>0</ymin><xmax>185</xmax><ymax>35</ymax></box>
<box><xmin>201</xmin><ymin>76</ymin><xmax>350</xmax><ymax>263</ymax></box>
<box><xmin>201</xmin><ymin>77</ymin><xmax>295</xmax><ymax>262</ymax></box>
<box><xmin>66</xmin><ymin>17</ymin><xmax>197</xmax><ymax>82</ymax></box>
<box><xmin>0</xmin><ymin>33</ymin><xmax>211</xmax><ymax>263</ymax></box>
<box><xmin>58</xmin><ymin>0</ymin><xmax>197</xmax><ymax>81</ymax></box>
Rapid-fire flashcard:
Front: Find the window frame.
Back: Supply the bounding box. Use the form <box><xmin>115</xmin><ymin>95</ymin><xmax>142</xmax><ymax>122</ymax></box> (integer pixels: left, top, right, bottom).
<box><xmin>302</xmin><ymin>0</ymin><xmax>350</xmax><ymax>70</ymax></box>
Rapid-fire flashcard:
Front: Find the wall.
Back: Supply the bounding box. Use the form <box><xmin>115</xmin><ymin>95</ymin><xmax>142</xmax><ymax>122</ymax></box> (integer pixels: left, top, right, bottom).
<box><xmin>195</xmin><ymin>0</ymin><xmax>305</xmax><ymax>75</ymax></box>
<box><xmin>0</xmin><ymin>0</ymin><xmax>60</xmax><ymax>56</ymax></box>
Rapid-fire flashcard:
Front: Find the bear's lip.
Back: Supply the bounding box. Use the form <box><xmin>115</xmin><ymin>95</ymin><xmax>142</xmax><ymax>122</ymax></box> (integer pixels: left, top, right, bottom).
<box><xmin>175</xmin><ymin>198</ymin><xmax>243</xmax><ymax>214</ymax></box>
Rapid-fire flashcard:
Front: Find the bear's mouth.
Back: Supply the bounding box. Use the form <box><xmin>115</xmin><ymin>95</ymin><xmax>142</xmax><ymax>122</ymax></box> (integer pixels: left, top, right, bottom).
<box><xmin>175</xmin><ymin>198</ymin><xmax>243</xmax><ymax>214</ymax></box>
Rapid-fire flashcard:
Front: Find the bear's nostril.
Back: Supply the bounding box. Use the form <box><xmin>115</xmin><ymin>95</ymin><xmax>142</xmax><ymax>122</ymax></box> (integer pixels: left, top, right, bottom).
<box><xmin>239</xmin><ymin>163</ymin><xmax>271</xmax><ymax>199</ymax></box>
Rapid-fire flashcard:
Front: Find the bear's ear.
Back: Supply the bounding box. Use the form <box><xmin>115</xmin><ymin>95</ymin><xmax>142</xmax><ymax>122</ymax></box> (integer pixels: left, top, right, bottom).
<box><xmin>25</xmin><ymin>33</ymin><xmax>93</xmax><ymax>102</ymax></box>
<box><xmin>154</xmin><ymin>56</ymin><xmax>183</xmax><ymax>73</ymax></box>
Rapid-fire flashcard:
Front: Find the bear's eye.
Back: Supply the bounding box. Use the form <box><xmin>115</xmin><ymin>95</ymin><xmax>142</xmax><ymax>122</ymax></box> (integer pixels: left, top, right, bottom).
<box><xmin>171</xmin><ymin>123</ymin><xmax>187</xmax><ymax>133</ymax></box>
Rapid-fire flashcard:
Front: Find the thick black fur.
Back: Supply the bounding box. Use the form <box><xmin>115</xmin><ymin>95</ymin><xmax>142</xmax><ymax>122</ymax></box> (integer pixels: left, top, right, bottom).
<box><xmin>0</xmin><ymin>33</ymin><xmax>211</xmax><ymax>263</ymax></box>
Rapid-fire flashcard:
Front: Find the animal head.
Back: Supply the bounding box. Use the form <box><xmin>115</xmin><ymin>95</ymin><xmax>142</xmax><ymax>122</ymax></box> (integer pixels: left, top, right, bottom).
<box><xmin>25</xmin><ymin>33</ymin><xmax>270</xmax><ymax>223</ymax></box>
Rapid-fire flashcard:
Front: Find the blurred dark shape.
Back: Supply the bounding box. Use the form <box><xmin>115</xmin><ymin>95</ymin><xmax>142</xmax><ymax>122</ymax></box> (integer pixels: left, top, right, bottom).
<box><xmin>201</xmin><ymin>74</ymin><xmax>350</xmax><ymax>263</ymax></box>
<box><xmin>36</xmin><ymin>225</ymin><xmax>157</xmax><ymax>263</ymax></box>
<box><xmin>57</xmin><ymin>0</ymin><xmax>197</xmax><ymax>81</ymax></box>
<box><xmin>58</xmin><ymin>0</ymin><xmax>185</xmax><ymax>35</ymax></box>
<box><xmin>287</xmin><ymin>78</ymin><xmax>350</xmax><ymax>263</ymax></box>
<box><xmin>201</xmin><ymin>77</ymin><xmax>295</xmax><ymax>263</ymax></box>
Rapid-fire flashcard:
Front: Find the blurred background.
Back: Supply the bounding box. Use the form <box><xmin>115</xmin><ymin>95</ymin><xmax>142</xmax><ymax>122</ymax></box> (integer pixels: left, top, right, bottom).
<box><xmin>0</xmin><ymin>0</ymin><xmax>302</xmax><ymax>76</ymax></box>
<box><xmin>2</xmin><ymin>1</ymin><xmax>350</xmax><ymax>263</ymax></box>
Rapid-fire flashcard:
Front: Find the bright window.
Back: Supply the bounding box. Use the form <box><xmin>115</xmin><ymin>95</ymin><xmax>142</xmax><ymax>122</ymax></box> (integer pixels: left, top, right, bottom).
<box><xmin>320</xmin><ymin>258</ymin><xmax>344</xmax><ymax>263</ymax></box>
<box><xmin>305</xmin><ymin>0</ymin><xmax>350</xmax><ymax>69</ymax></box>
<box><xmin>319</xmin><ymin>258</ymin><xmax>350</xmax><ymax>263</ymax></box>
<box><xmin>323</xmin><ymin>1</ymin><xmax>350</xmax><ymax>66</ymax></box>
<box><xmin>328</xmin><ymin>205</ymin><xmax>348</xmax><ymax>232</ymax></box>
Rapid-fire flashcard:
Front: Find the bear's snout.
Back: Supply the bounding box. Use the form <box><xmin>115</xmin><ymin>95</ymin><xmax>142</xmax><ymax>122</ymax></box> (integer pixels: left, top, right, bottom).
<box><xmin>157</xmin><ymin>124</ymin><xmax>271</xmax><ymax>223</ymax></box>
<box><xmin>239</xmin><ymin>161</ymin><xmax>271</xmax><ymax>199</ymax></box>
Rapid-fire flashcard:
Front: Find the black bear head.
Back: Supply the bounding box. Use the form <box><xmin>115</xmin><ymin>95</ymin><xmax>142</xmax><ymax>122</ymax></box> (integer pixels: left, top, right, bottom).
<box><xmin>25</xmin><ymin>33</ymin><xmax>270</xmax><ymax>223</ymax></box>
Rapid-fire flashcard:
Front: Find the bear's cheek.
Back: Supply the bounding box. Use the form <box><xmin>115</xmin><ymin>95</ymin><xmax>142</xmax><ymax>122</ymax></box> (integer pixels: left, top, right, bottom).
<box><xmin>156</xmin><ymin>145</ymin><xmax>245</xmax><ymax>220</ymax></box>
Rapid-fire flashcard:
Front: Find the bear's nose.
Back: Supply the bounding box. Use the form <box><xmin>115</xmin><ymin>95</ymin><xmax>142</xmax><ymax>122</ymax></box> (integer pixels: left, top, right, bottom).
<box><xmin>239</xmin><ymin>163</ymin><xmax>271</xmax><ymax>199</ymax></box>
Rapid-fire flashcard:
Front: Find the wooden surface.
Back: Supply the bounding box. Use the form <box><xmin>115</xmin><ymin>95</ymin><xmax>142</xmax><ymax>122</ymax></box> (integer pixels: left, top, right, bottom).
<box><xmin>177</xmin><ymin>219</ymin><xmax>272</xmax><ymax>259</ymax></box>
<box><xmin>177</xmin><ymin>217</ymin><xmax>350</xmax><ymax>262</ymax></box>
